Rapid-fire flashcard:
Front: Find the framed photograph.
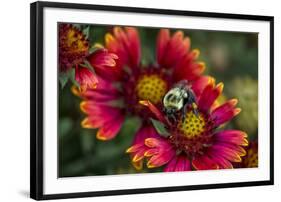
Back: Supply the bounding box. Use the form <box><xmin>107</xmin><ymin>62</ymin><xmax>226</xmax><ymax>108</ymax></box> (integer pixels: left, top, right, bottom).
<box><xmin>30</xmin><ymin>1</ymin><xmax>274</xmax><ymax>200</ymax></box>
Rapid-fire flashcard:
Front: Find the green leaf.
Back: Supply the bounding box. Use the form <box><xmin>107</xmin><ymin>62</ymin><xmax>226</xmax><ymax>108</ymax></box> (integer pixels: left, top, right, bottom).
<box><xmin>59</xmin><ymin>118</ymin><xmax>73</xmax><ymax>138</ymax></box>
<box><xmin>150</xmin><ymin>118</ymin><xmax>170</xmax><ymax>137</ymax></box>
<box><xmin>72</xmin><ymin>23</ymin><xmax>81</xmax><ymax>30</ymax></box>
<box><xmin>107</xmin><ymin>99</ymin><xmax>125</xmax><ymax>108</ymax></box>
<box><xmin>89</xmin><ymin>46</ymin><xmax>101</xmax><ymax>54</ymax></box>
<box><xmin>80</xmin><ymin>132</ymin><xmax>95</xmax><ymax>154</ymax></box>
<box><xmin>68</xmin><ymin>68</ymin><xmax>80</xmax><ymax>88</ymax></box>
<box><xmin>80</xmin><ymin>60</ymin><xmax>96</xmax><ymax>74</ymax></box>
<box><xmin>82</xmin><ymin>26</ymin><xmax>90</xmax><ymax>39</ymax></box>
<box><xmin>118</xmin><ymin>116</ymin><xmax>141</xmax><ymax>144</ymax></box>
<box><xmin>59</xmin><ymin>72</ymin><xmax>69</xmax><ymax>89</ymax></box>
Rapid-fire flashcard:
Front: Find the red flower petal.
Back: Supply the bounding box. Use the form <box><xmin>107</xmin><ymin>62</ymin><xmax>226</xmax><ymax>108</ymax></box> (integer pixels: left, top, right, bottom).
<box><xmin>165</xmin><ymin>32</ymin><xmax>190</xmax><ymax>67</ymax></box>
<box><xmin>163</xmin><ymin>157</ymin><xmax>178</xmax><ymax>172</ymax></box>
<box><xmin>147</xmin><ymin>148</ymin><xmax>175</xmax><ymax>168</ymax></box>
<box><xmin>81</xmin><ymin>90</ymin><xmax>120</xmax><ymax>102</ymax></box>
<box><xmin>105</xmin><ymin>27</ymin><xmax>141</xmax><ymax>71</ymax></box>
<box><xmin>80</xmin><ymin>101</ymin><xmax>120</xmax><ymax>115</ymax></box>
<box><xmin>156</xmin><ymin>29</ymin><xmax>170</xmax><ymax>65</ymax></box>
<box><xmin>211</xmin><ymin>99</ymin><xmax>241</xmax><ymax>126</ymax></box>
<box><xmin>192</xmin><ymin>155</ymin><xmax>219</xmax><ymax>170</ymax></box>
<box><xmin>73</xmin><ymin>75</ymin><xmax>121</xmax><ymax>101</ymax></box>
<box><xmin>144</xmin><ymin>137</ymin><xmax>176</xmax><ymax>168</ymax></box>
<box><xmin>87</xmin><ymin>49</ymin><xmax>120</xmax><ymax>80</ymax></box>
<box><xmin>89</xmin><ymin>49</ymin><xmax>118</xmax><ymax>68</ymax></box>
<box><xmin>131</xmin><ymin>160</ymin><xmax>143</xmax><ymax>170</ymax></box>
<box><xmin>144</xmin><ymin>148</ymin><xmax>159</xmax><ymax>157</ymax></box>
<box><xmin>211</xmin><ymin>99</ymin><xmax>238</xmax><ymax>113</ymax></box>
<box><xmin>126</xmin><ymin>144</ymin><xmax>143</xmax><ymax>153</ymax></box>
<box><xmin>144</xmin><ymin>137</ymin><xmax>163</xmax><ymax>148</ymax></box>
<box><xmin>198</xmin><ymin>82</ymin><xmax>224</xmax><ymax>113</ymax></box>
<box><xmin>218</xmin><ymin>143</ymin><xmax>247</xmax><ymax>156</ymax></box>
<box><xmin>96</xmin><ymin>115</ymin><xmax>125</xmax><ymax>140</ymax></box>
<box><xmin>139</xmin><ymin>100</ymin><xmax>168</xmax><ymax>124</ymax></box>
<box><xmin>126</xmin><ymin>142</ymin><xmax>147</xmax><ymax>170</ymax></box>
<box><xmin>210</xmin><ymin>145</ymin><xmax>242</xmax><ymax>162</ymax></box>
<box><xmin>173</xmin><ymin>50</ymin><xmax>205</xmax><ymax>82</ymax></box>
<box><xmin>207</xmin><ymin>152</ymin><xmax>233</xmax><ymax>169</ymax></box>
<box><xmin>132</xmin><ymin>149</ymin><xmax>146</xmax><ymax>162</ymax></box>
<box><xmin>125</xmin><ymin>27</ymin><xmax>141</xmax><ymax>67</ymax></box>
<box><xmin>214</xmin><ymin>130</ymin><xmax>248</xmax><ymax>146</ymax></box>
<box><xmin>157</xmin><ymin>30</ymin><xmax>190</xmax><ymax>68</ymax></box>
<box><xmin>94</xmin><ymin>76</ymin><xmax>120</xmax><ymax>94</ymax></box>
<box><xmin>191</xmin><ymin>76</ymin><xmax>215</xmax><ymax>98</ymax></box>
<box><xmin>164</xmin><ymin>155</ymin><xmax>192</xmax><ymax>172</ymax></box>
<box><xmin>80</xmin><ymin>101</ymin><xmax>125</xmax><ymax>138</ymax></box>
<box><xmin>126</xmin><ymin>123</ymin><xmax>159</xmax><ymax>170</ymax></box>
<box><xmin>75</xmin><ymin>65</ymin><xmax>98</xmax><ymax>92</ymax></box>
<box><xmin>132</xmin><ymin>123</ymin><xmax>159</xmax><ymax>145</ymax></box>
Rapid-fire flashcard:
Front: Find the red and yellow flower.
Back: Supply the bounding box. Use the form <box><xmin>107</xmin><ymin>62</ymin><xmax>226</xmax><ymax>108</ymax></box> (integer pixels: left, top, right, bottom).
<box><xmin>74</xmin><ymin>27</ymin><xmax>206</xmax><ymax>161</ymax></box>
<box><xmin>59</xmin><ymin>24</ymin><xmax>118</xmax><ymax>91</ymax></box>
<box><xmin>235</xmin><ymin>140</ymin><xmax>258</xmax><ymax>168</ymax></box>
<box><xmin>59</xmin><ymin>24</ymin><xmax>89</xmax><ymax>72</ymax></box>
<box><xmin>126</xmin><ymin>78</ymin><xmax>248</xmax><ymax>171</ymax></box>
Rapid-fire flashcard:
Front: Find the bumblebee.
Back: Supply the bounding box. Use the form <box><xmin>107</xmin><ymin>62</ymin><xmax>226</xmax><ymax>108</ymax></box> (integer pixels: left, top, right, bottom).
<box><xmin>163</xmin><ymin>80</ymin><xmax>199</xmax><ymax>123</ymax></box>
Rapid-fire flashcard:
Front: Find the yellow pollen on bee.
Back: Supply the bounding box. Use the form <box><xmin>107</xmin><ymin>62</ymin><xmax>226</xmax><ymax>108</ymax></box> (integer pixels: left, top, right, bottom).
<box><xmin>177</xmin><ymin>111</ymin><xmax>206</xmax><ymax>139</ymax></box>
<box><xmin>135</xmin><ymin>74</ymin><xmax>168</xmax><ymax>104</ymax></box>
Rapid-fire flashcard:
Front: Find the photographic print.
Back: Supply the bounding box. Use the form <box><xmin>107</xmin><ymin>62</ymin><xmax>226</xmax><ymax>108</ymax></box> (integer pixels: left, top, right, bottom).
<box><xmin>58</xmin><ymin>24</ymin><xmax>258</xmax><ymax>176</ymax></box>
<box><xmin>30</xmin><ymin>1</ymin><xmax>273</xmax><ymax>200</ymax></box>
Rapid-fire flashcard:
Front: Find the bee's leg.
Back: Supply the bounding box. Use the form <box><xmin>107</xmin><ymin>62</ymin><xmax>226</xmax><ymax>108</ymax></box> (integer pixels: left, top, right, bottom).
<box><xmin>187</xmin><ymin>91</ymin><xmax>199</xmax><ymax>118</ymax></box>
<box><xmin>182</xmin><ymin>104</ymin><xmax>188</xmax><ymax>123</ymax></box>
<box><xmin>192</xmin><ymin>103</ymin><xmax>199</xmax><ymax>118</ymax></box>
<box><xmin>173</xmin><ymin>114</ymin><xmax>178</xmax><ymax>123</ymax></box>
<box><xmin>193</xmin><ymin>108</ymin><xmax>199</xmax><ymax>118</ymax></box>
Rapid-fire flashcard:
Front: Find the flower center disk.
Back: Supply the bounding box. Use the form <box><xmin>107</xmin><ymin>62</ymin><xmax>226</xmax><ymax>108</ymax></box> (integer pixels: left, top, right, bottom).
<box><xmin>135</xmin><ymin>74</ymin><xmax>168</xmax><ymax>104</ymax></box>
<box><xmin>168</xmin><ymin>110</ymin><xmax>214</xmax><ymax>157</ymax></box>
<box><xmin>177</xmin><ymin>111</ymin><xmax>206</xmax><ymax>139</ymax></box>
<box><xmin>244</xmin><ymin>148</ymin><xmax>258</xmax><ymax>167</ymax></box>
<box><xmin>66</xmin><ymin>29</ymin><xmax>88</xmax><ymax>53</ymax></box>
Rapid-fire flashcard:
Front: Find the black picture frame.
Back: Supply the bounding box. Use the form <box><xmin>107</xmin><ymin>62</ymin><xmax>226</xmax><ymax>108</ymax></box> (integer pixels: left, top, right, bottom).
<box><xmin>30</xmin><ymin>1</ymin><xmax>274</xmax><ymax>200</ymax></box>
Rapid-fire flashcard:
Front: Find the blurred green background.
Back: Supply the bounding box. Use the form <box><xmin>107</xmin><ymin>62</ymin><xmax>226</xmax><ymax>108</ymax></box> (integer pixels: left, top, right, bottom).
<box><xmin>59</xmin><ymin>24</ymin><xmax>258</xmax><ymax>177</ymax></box>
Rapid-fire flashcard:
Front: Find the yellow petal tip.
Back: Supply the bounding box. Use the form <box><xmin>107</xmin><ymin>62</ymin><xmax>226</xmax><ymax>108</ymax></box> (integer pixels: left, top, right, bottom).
<box><xmin>79</xmin><ymin>101</ymin><xmax>87</xmax><ymax>113</ymax></box>
<box><xmin>71</xmin><ymin>85</ymin><xmax>81</xmax><ymax>96</ymax></box>
<box><xmin>93</xmin><ymin>43</ymin><xmax>104</xmax><ymax>49</ymax></box>
<box><xmin>81</xmin><ymin>118</ymin><xmax>93</xmax><ymax>129</ymax></box>
<box><xmin>96</xmin><ymin>131</ymin><xmax>108</xmax><ymax>141</ymax></box>
<box><xmin>105</xmin><ymin>33</ymin><xmax>114</xmax><ymax>45</ymax></box>
<box><xmin>147</xmin><ymin>163</ymin><xmax>156</xmax><ymax>168</ymax></box>
<box><xmin>230</xmin><ymin>98</ymin><xmax>238</xmax><ymax>106</ymax></box>
<box><xmin>193</xmin><ymin>49</ymin><xmax>200</xmax><ymax>58</ymax></box>
<box><xmin>126</xmin><ymin>147</ymin><xmax>133</xmax><ymax>153</ymax></box>
<box><xmin>235</xmin><ymin>108</ymin><xmax>242</xmax><ymax>115</ymax></box>
<box><xmin>132</xmin><ymin>161</ymin><xmax>143</xmax><ymax>170</ymax></box>
<box><xmin>132</xmin><ymin>155</ymin><xmax>143</xmax><ymax>163</ymax></box>
<box><xmin>217</xmin><ymin>82</ymin><xmax>224</xmax><ymax>92</ymax></box>
<box><xmin>139</xmin><ymin>100</ymin><xmax>149</xmax><ymax>106</ymax></box>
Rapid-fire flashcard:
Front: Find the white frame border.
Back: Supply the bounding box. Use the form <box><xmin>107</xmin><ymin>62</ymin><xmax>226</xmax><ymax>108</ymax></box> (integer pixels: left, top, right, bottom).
<box><xmin>43</xmin><ymin>7</ymin><xmax>271</xmax><ymax>195</ymax></box>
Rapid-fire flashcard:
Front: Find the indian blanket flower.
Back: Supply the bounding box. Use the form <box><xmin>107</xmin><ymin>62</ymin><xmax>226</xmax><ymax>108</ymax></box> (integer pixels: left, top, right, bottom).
<box><xmin>73</xmin><ymin>27</ymin><xmax>206</xmax><ymax>169</ymax></box>
<box><xmin>126</xmin><ymin>78</ymin><xmax>248</xmax><ymax>171</ymax></box>
<box><xmin>235</xmin><ymin>140</ymin><xmax>258</xmax><ymax>168</ymax></box>
<box><xmin>59</xmin><ymin>23</ymin><xmax>118</xmax><ymax>91</ymax></box>
<box><xmin>59</xmin><ymin>24</ymin><xmax>89</xmax><ymax>72</ymax></box>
